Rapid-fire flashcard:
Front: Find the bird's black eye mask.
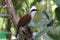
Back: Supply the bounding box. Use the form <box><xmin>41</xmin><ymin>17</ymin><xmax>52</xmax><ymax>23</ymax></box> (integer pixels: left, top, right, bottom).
<box><xmin>31</xmin><ymin>9</ymin><xmax>37</xmax><ymax>12</ymax></box>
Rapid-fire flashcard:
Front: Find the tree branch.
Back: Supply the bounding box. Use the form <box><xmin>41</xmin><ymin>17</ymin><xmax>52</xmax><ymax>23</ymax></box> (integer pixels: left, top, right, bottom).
<box><xmin>4</xmin><ymin>0</ymin><xmax>20</xmax><ymax>27</ymax></box>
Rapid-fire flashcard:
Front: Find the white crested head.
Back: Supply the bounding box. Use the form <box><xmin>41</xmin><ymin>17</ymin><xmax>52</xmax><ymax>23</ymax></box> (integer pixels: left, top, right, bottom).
<box><xmin>29</xmin><ymin>6</ymin><xmax>37</xmax><ymax>19</ymax></box>
<box><xmin>30</xmin><ymin>6</ymin><xmax>37</xmax><ymax>11</ymax></box>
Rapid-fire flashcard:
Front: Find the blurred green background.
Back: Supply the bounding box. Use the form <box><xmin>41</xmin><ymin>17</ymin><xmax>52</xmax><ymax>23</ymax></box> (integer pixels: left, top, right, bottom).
<box><xmin>0</xmin><ymin>0</ymin><xmax>60</xmax><ymax>40</ymax></box>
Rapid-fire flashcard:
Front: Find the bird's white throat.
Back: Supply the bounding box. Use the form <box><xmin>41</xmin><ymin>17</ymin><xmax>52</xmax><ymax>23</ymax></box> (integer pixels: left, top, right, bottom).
<box><xmin>30</xmin><ymin>11</ymin><xmax>37</xmax><ymax>20</ymax></box>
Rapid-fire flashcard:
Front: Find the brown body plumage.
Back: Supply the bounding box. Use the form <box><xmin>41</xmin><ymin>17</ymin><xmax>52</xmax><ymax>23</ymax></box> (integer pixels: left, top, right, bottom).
<box><xmin>17</xmin><ymin>13</ymin><xmax>31</xmax><ymax>27</ymax></box>
<box><xmin>16</xmin><ymin>13</ymin><xmax>31</xmax><ymax>37</ymax></box>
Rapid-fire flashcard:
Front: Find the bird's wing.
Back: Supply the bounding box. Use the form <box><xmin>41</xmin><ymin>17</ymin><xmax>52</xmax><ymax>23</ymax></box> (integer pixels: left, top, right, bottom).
<box><xmin>16</xmin><ymin>14</ymin><xmax>31</xmax><ymax>37</ymax></box>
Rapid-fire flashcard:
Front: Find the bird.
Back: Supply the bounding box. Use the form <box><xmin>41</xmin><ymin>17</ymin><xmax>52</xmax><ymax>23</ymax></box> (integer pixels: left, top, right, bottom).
<box><xmin>16</xmin><ymin>6</ymin><xmax>37</xmax><ymax>37</ymax></box>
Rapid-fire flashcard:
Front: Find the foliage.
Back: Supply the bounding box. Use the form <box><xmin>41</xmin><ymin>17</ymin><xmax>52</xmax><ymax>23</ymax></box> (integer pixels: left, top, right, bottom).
<box><xmin>0</xmin><ymin>0</ymin><xmax>60</xmax><ymax>40</ymax></box>
<box><xmin>55</xmin><ymin>7</ymin><xmax>60</xmax><ymax>24</ymax></box>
